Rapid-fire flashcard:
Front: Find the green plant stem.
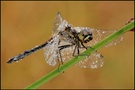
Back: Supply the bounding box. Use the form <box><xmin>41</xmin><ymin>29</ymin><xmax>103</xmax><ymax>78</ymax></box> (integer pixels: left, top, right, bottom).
<box><xmin>25</xmin><ymin>21</ymin><xmax>134</xmax><ymax>89</ymax></box>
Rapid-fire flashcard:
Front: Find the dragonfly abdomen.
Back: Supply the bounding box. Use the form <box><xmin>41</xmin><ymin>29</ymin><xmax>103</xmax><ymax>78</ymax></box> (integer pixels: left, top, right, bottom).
<box><xmin>7</xmin><ymin>37</ymin><xmax>53</xmax><ymax>63</ymax></box>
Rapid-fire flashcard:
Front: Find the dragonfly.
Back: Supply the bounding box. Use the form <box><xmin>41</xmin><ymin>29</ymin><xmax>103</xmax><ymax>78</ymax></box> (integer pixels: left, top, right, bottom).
<box><xmin>7</xmin><ymin>12</ymin><xmax>123</xmax><ymax>69</ymax></box>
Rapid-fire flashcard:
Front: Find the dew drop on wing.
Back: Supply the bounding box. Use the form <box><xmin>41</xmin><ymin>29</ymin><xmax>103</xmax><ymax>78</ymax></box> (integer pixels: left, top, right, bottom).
<box><xmin>75</xmin><ymin>52</ymin><xmax>104</xmax><ymax>69</ymax></box>
<box><xmin>61</xmin><ymin>45</ymin><xmax>74</xmax><ymax>63</ymax></box>
<box><xmin>44</xmin><ymin>36</ymin><xmax>59</xmax><ymax>66</ymax></box>
<box><xmin>52</xmin><ymin>12</ymin><xmax>69</xmax><ymax>37</ymax></box>
<box><xmin>89</xmin><ymin>28</ymin><xmax>123</xmax><ymax>47</ymax></box>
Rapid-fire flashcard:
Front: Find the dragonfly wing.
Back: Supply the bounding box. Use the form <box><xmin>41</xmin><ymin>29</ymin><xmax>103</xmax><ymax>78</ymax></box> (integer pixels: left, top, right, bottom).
<box><xmin>89</xmin><ymin>28</ymin><xmax>123</xmax><ymax>47</ymax></box>
<box><xmin>52</xmin><ymin>12</ymin><xmax>69</xmax><ymax>36</ymax></box>
<box><xmin>60</xmin><ymin>44</ymin><xmax>104</xmax><ymax>69</ymax></box>
<box><xmin>58</xmin><ymin>41</ymin><xmax>74</xmax><ymax>63</ymax></box>
<box><xmin>44</xmin><ymin>35</ymin><xmax>60</xmax><ymax>66</ymax></box>
<box><xmin>75</xmin><ymin>52</ymin><xmax>104</xmax><ymax>69</ymax></box>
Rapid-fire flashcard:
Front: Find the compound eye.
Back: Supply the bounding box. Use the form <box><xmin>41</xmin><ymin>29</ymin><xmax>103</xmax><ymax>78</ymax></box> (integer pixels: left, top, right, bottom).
<box><xmin>89</xmin><ymin>34</ymin><xmax>93</xmax><ymax>40</ymax></box>
<box><xmin>84</xmin><ymin>34</ymin><xmax>88</xmax><ymax>38</ymax></box>
<box><xmin>83</xmin><ymin>34</ymin><xmax>93</xmax><ymax>43</ymax></box>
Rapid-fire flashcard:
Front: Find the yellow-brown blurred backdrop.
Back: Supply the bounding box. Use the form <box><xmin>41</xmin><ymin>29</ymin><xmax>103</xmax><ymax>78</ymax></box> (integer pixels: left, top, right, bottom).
<box><xmin>1</xmin><ymin>1</ymin><xmax>134</xmax><ymax>89</ymax></box>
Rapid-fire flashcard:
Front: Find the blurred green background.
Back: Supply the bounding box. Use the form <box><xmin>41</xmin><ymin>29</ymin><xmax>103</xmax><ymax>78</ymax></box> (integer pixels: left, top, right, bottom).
<box><xmin>1</xmin><ymin>1</ymin><xmax>134</xmax><ymax>89</ymax></box>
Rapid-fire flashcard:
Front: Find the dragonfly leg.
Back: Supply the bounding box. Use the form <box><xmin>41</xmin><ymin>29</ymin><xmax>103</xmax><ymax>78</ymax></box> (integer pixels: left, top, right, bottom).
<box><xmin>79</xmin><ymin>42</ymin><xmax>104</xmax><ymax>59</ymax></box>
<box><xmin>80</xmin><ymin>42</ymin><xmax>87</xmax><ymax>50</ymax></box>
<box><xmin>80</xmin><ymin>41</ymin><xmax>96</xmax><ymax>52</ymax></box>
<box><xmin>77</xmin><ymin>42</ymin><xmax>80</xmax><ymax>55</ymax></box>
<box><xmin>57</xmin><ymin>44</ymin><xmax>73</xmax><ymax>72</ymax></box>
<box><xmin>58</xmin><ymin>44</ymin><xmax>73</xmax><ymax>63</ymax></box>
<box><xmin>72</xmin><ymin>44</ymin><xmax>77</xmax><ymax>56</ymax></box>
<box><xmin>58</xmin><ymin>49</ymin><xmax>64</xmax><ymax>73</ymax></box>
<box><xmin>58</xmin><ymin>49</ymin><xmax>64</xmax><ymax>65</ymax></box>
<box><xmin>72</xmin><ymin>41</ymin><xmax>81</xmax><ymax>57</ymax></box>
<box><xmin>57</xmin><ymin>57</ymin><xmax>61</xmax><ymax>72</ymax></box>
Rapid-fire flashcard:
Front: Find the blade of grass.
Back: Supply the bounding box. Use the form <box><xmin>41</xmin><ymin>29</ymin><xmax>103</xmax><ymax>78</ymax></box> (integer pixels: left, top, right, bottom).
<box><xmin>25</xmin><ymin>20</ymin><xmax>134</xmax><ymax>89</ymax></box>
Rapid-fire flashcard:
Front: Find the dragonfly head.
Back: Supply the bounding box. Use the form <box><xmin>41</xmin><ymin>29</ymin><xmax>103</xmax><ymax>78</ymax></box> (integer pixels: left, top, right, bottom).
<box><xmin>78</xmin><ymin>28</ymin><xmax>93</xmax><ymax>43</ymax></box>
